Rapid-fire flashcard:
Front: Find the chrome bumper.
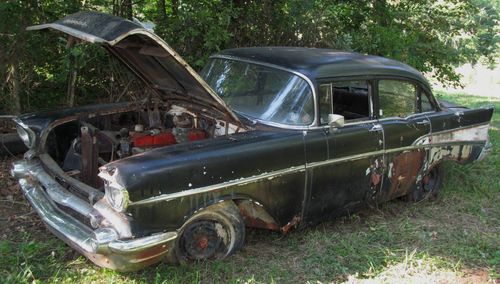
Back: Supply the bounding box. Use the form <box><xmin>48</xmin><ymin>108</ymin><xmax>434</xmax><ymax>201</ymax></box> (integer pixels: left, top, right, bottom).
<box><xmin>12</xmin><ymin>159</ymin><xmax>177</xmax><ymax>272</ymax></box>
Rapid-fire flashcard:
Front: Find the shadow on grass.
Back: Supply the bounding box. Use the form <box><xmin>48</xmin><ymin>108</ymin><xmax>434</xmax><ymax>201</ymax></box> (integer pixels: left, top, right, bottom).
<box><xmin>1</xmin><ymin>94</ymin><xmax>498</xmax><ymax>283</ymax></box>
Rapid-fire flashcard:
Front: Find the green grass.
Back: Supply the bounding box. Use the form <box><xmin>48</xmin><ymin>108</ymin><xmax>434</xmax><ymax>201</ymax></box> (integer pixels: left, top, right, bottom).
<box><xmin>1</xmin><ymin>92</ymin><xmax>499</xmax><ymax>283</ymax></box>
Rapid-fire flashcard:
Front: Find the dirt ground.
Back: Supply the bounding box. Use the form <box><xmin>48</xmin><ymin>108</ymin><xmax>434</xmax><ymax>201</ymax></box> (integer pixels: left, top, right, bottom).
<box><xmin>0</xmin><ymin>119</ymin><xmax>16</xmax><ymax>134</ymax></box>
<box><xmin>0</xmin><ymin>155</ymin><xmax>47</xmax><ymax>242</ymax></box>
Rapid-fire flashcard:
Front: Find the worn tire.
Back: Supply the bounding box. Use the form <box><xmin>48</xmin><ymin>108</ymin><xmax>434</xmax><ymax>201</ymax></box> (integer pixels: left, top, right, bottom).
<box><xmin>406</xmin><ymin>164</ymin><xmax>444</xmax><ymax>202</ymax></box>
<box><xmin>174</xmin><ymin>201</ymin><xmax>245</xmax><ymax>262</ymax></box>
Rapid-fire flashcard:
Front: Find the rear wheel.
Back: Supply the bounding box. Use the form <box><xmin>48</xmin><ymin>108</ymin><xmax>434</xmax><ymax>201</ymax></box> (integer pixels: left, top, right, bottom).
<box><xmin>406</xmin><ymin>164</ymin><xmax>444</xmax><ymax>202</ymax></box>
<box><xmin>176</xmin><ymin>202</ymin><xmax>245</xmax><ymax>262</ymax></box>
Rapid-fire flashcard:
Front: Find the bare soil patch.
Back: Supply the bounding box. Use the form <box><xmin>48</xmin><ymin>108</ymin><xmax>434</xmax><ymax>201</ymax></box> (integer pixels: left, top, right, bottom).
<box><xmin>0</xmin><ymin>156</ymin><xmax>46</xmax><ymax>242</ymax></box>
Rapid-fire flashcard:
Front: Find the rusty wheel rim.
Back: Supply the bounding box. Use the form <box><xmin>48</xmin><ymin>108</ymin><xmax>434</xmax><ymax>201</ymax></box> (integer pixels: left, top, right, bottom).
<box><xmin>180</xmin><ymin>220</ymin><xmax>224</xmax><ymax>260</ymax></box>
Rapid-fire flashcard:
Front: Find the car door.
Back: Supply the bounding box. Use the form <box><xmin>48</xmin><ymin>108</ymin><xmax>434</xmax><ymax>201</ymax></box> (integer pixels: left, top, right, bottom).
<box><xmin>375</xmin><ymin>79</ymin><xmax>432</xmax><ymax>202</ymax></box>
<box><xmin>304</xmin><ymin>79</ymin><xmax>384</xmax><ymax>223</ymax></box>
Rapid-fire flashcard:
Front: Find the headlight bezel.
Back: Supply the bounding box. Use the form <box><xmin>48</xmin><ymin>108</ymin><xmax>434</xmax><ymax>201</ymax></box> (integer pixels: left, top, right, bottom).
<box><xmin>104</xmin><ymin>181</ymin><xmax>129</xmax><ymax>212</ymax></box>
<box><xmin>14</xmin><ymin>119</ymin><xmax>36</xmax><ymax>148</ymax></box>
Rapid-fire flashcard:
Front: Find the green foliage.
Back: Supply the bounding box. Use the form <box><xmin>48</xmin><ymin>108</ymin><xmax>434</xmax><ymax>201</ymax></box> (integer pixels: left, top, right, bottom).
<box><xmin>0</xmin><ymin>0</ymin><xmax>498</xmax><ymax>113</ymax></box>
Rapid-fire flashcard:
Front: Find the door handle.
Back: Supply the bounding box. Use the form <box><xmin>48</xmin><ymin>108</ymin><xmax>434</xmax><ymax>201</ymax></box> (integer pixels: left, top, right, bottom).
<box><xmin>415</xmin><ymin>120</ymin><xmax>430</xmax><ymax>125</ymax></box>
<box><xmin>369</xmin><ymin>124</ymin><xmax>383</xmax><ymax>132</ymax></box>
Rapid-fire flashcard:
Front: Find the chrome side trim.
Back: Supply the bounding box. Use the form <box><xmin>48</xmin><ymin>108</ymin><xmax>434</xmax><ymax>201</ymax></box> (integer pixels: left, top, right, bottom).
<box><xmin>132</xmin><ymin>138</ymin><xmax>488</xmax><ymax>206</ymax></box>
<box><xmin>131</xmin><ymin>164</ymin><xmax>307</xmax><ymax>205</ymax></box>
<box><xmin>411</xmin><ymin>122</ymin><xmax>490</xmax><ymax>146</ymax></box>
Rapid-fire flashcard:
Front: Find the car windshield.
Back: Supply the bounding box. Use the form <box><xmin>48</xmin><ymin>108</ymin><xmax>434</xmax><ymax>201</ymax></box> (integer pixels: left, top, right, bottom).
<box><xmin>200</xmin><ymin>58</ymin><xmax>314</xmax><ymax>126</ymax></box>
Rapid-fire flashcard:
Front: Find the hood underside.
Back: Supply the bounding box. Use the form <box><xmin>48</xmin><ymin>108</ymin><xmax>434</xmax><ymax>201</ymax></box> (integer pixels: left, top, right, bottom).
<box><xmin>27</xmin><ymin>11</ymin><xmax>241</xmax><ymax>125</ymax></box>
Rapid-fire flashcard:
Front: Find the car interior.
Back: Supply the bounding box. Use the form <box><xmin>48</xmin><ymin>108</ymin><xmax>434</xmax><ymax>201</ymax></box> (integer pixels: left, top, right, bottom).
<box><xmin>319</xmin><ymin>80</ymin><xmax>370</xmax><ymax>124</ymax></box>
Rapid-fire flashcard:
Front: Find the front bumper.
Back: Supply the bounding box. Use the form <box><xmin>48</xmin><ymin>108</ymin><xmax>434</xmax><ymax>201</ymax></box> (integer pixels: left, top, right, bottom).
<box><xmin>12</xmin><ymin>159</ymin><xmax>177</xmax><ymax>272</ymax></box>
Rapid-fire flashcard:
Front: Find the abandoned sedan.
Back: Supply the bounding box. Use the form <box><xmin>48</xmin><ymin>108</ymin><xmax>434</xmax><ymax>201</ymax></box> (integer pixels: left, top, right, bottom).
<box><xmin>11</xmin><ymin>12</ymin><xmax>493</xmax><ymax>271</ymax></box>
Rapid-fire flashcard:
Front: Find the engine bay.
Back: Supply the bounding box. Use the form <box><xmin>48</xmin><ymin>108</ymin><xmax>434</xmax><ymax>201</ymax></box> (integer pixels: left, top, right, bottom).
<box><xmin>46</xmin><ymin>103</ymin><xmax>241</xmax><ymax>188</ymax></box>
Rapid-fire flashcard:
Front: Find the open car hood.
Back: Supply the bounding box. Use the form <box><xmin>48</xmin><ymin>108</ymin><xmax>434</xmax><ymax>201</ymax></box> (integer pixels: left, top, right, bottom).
<box><xmin>27</xmin><ymin>11</ymin><xmax>241</xmax><ymax>125</ymax></box>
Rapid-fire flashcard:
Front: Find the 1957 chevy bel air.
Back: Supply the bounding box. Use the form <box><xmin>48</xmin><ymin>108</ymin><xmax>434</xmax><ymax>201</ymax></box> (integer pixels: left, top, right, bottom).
<box><xmin>11</xmin><ymin>12</ymin><xmax>493</xmax><ymax>271</ymax></box>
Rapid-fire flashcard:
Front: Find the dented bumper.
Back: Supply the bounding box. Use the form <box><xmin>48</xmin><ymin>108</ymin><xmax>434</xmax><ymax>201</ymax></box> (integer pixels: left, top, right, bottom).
<box><xmin>11</xmin><ymin>159</ymin><xmax>177</xmax><ymax>272</ymax></box>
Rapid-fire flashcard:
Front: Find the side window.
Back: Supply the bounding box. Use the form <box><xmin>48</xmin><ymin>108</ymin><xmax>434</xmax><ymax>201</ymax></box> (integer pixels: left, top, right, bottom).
<box><xmin>319</xmin><ymin>80</ymin><xmax>370</xmax><ymax>124</ymax></box>
<box><xmin>420</xmin><ymin>91</ymin><xmax>435</xmax><ymax>112</ymax></box>
<box><xmin>378</xmin><ymin>80</ymin><xmax>416</xmax><ymax>118</ymax></box>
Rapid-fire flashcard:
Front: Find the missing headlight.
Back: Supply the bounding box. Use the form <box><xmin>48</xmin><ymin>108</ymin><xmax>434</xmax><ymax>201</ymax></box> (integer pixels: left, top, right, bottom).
<box><xmin>105</xmin><ymin>182</ymin><xmax>129</xmax><ymax>212</ymax></box>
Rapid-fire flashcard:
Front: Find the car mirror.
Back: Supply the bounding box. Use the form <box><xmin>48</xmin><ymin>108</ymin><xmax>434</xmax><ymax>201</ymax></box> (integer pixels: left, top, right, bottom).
<box><xmin>328</xmin><ymin>114</ymin><xmax>345</xmax><ymax>130</ymax></box>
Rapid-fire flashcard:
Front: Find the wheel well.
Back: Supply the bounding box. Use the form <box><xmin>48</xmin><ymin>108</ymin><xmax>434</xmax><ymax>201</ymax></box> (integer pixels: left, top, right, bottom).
<box><xmin>182</xmin><ymin>198</ymin><xmax>280</xmax><ymax>232</ymax></box>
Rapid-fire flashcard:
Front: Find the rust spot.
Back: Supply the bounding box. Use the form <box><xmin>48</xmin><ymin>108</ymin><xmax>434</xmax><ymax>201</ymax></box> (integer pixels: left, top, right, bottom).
<box><xmin>281</xmin><ymin>216</ymin><xmax>301</xmax><ymax>234</ymax></box>
<box><xmin>197</xmin><ymin>236</ymin><xmax>209</xmax><ymax>250</ymax></box>
<box><xmin>386</xmin><ymin>150</ymin><xmax>425</xmax><ymax>199</ymax></box>
<box><xmin>80</xmin><ymin>126</ymin><xmax>101</xmax><ymax>188</ymax></box>
<box><xmin>371</xmin><ymin>172</ymin><xmax>381</xmax><ymax>186</ymax></box>
<box><xmin>237</xmin><ymin>200</ymin><xmax>280</xmax><ymax>231</ymax></box>
<box><xmin>134</xmin><ymin>242</ymin><xmax>170</xmax><ymax>264</ymax></box>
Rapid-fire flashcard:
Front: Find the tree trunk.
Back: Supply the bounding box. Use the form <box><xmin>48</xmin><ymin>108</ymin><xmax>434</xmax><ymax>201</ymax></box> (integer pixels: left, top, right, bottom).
<box><xmin>123</xmin><ymin>0</ymin><xmax>133</xmax><ymax>19</ymax></box>
<box><xmin>157</xmin><ymin>0</ymin><xmax>166</xmax><ymax>22</ymax></box>
<box><xmin>113</xmin><ymin>0</ymin><xmax>133</xmax><ymax>19</ymax></box>
<box><xmin>171</xmin><ymin>0</ymin><xmax>178</xmax><ymax>17</ymax></box>
<box><xmin>8</xmin><ymin>57</ymin><xmax>22</xmax><ymax>115</ymax></box>
<box><xmin>155</xmin><ymin>0</ymin><xmax>167</xmax><ymax>36</ymax></box>
<box><xmin>66</xmin><ymin>36</ymin><xmax>77</xmax><ymax>107</ymax></box>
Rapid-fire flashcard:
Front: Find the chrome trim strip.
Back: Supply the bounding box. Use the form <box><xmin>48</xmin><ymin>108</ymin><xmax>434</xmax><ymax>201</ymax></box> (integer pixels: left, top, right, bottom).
<box><xmin>210</xmin><ymin>55</ymin><xmax>319</xmax><ymax>130</ymax></box>
<box><xmin>411</xmin><ymin>122</ymin><xmax>490</xmax><ymax>145</ymax></box>
<box><xmin>131</xmin><ymin>164</ymin><xmax>307</xmax><ymax>205</ymax></box>
<box><xmin>132</xmin><ymin>136</ymin><xmax>488</xmax><ymax>205</ymax></box>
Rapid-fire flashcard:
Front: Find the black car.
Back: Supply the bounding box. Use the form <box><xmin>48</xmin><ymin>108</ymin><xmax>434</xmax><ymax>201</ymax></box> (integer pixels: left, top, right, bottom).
<box><xmin>11</xmin><ymin>11</ymin><xmax>493</xmax><ymax>271</ymax></box>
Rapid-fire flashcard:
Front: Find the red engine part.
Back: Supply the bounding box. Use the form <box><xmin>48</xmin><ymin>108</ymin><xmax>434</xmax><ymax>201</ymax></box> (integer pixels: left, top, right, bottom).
<box><xmin>188</xmin><ymin>129</ymin><xmax>207</xmax><ymax>141</ymax></box>
<box><xmin>131</xmin><ymin>131</ymin><xmax>176</xmax><ymax>147</ymax></box>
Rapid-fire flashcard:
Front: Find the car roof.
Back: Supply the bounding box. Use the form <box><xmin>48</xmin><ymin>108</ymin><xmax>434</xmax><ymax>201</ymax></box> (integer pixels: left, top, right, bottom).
<box><xmin>214</xmin><ymin>47</ymin><xmax>430</xmax><ymax>89</ymax></box>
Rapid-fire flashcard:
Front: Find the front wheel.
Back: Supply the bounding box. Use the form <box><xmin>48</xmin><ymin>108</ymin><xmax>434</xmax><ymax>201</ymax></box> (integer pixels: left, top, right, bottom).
<box><xmin>406</xmin><ymin>164</ymin><xmax>444</xmax><ymax>202</ymax></box>
<box><xmin>175</xmin><ymin>201</ymin><xmax>245</xmax><ymax>262</ymax></box>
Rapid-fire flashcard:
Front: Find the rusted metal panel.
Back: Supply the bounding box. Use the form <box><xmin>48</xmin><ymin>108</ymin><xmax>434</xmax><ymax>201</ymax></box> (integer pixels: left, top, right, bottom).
<box><xmin>281</xmin><ymin>216</ymin><xmax>301</xmax><ymax>234</ymax></box>
<box><xmin>80</xmin><ymin>126</ymin><xmax>100</xmax><ymax>188</ymax></box>
<box><xmin>237</xmin><ymin>200</ymin><xmax>280</xmax><ymax>231</ymax></box>
<box><xmin>375</xmin><ymin>150</ymin><xmax>426</xmax><ymax>202</ymax></box>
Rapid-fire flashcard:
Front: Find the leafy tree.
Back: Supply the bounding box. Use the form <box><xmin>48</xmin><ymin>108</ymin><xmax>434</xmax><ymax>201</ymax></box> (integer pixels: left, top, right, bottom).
<box><xmin>0</xmin><ymin>0</ymin><xmax>498</xmax><ymax>113</ymax></box>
